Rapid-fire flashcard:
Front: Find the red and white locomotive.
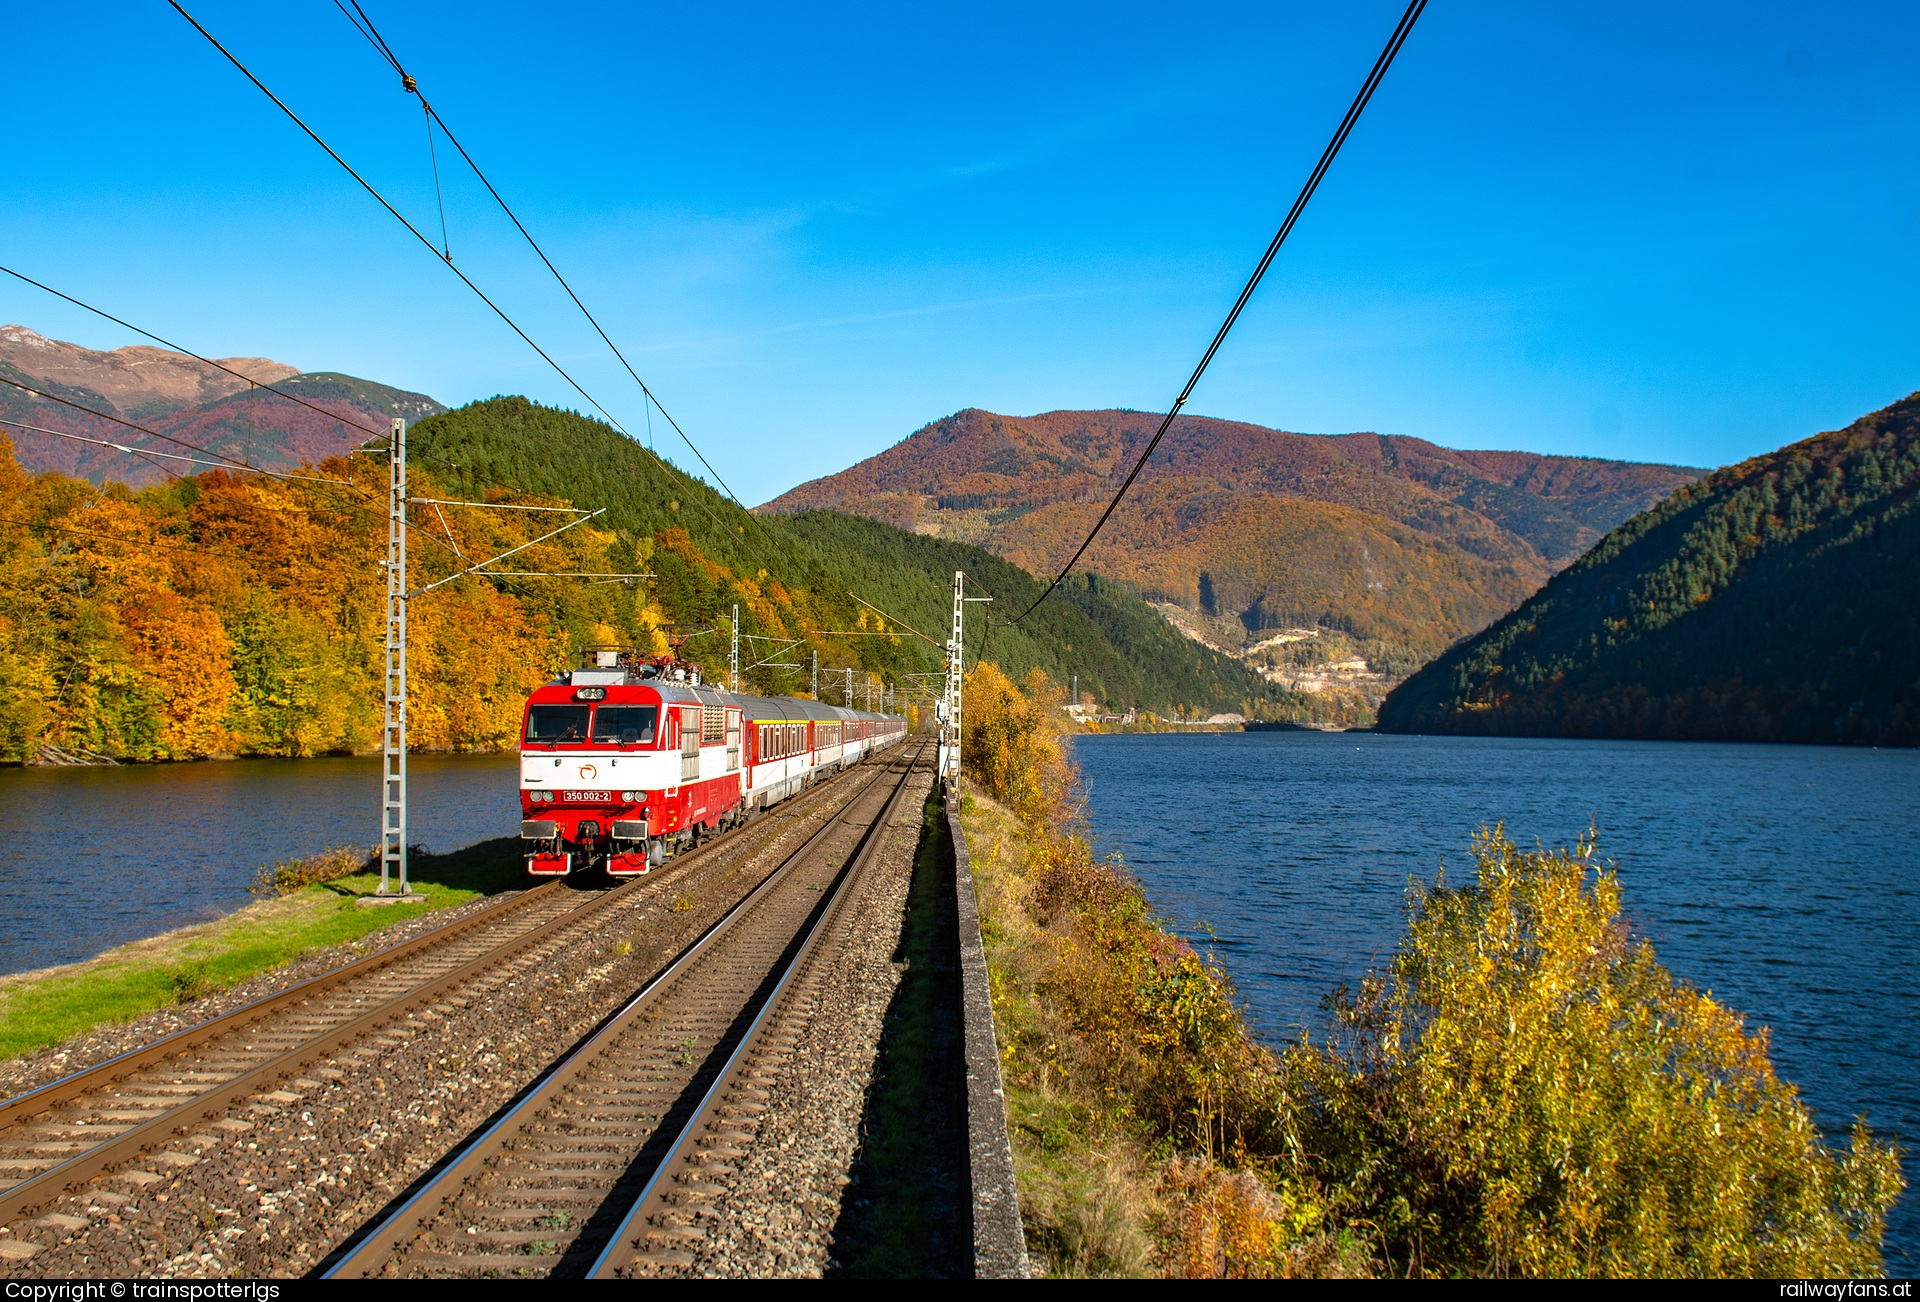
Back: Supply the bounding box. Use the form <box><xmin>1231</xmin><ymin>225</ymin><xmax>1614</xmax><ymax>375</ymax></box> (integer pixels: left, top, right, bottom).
<box><xmin>518</xmin><ymin>649</ymin><xmax>907</xmax><ymax>877</ymax></box>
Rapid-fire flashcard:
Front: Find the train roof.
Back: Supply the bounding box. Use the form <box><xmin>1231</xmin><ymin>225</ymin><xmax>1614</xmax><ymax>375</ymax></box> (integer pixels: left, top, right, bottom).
<box><xmin>552</xmin><ymin>668</ymin><xmax>897</xmax><ymax>723</ymax></box>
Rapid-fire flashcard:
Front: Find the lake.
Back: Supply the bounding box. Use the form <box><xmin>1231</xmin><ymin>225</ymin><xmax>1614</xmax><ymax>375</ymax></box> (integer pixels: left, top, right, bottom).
<box><xmin>0</xmin><ymin>753</ymin><xmax>520</xmax><ymax>977</ymax></box>
<box><xmin>1075</xmin><ymin>730</ymin><xmax>1918</xmax><ymax>1269</ymax></box>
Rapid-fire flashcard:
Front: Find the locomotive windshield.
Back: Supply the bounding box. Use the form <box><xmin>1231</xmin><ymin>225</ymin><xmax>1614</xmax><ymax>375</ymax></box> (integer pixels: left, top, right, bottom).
<box><xmin>591</xmin><ymin>705</ymin><xmax>658</xmax><ymax>744</ymax></box>
<box><xmin>525</xmin><ymin>705</ymin><xmax>590</xmax><ymax>742</ymax></box>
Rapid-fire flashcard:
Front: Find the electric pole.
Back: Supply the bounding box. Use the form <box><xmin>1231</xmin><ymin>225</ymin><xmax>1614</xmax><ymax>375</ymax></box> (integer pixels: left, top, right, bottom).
<box><xmin>938</xmin><ymin>570</ymin><xmax>992</xmax><ymax>789</ymax></box>
<box><xmin>379</xmin><ymin>418</ymin><xmax>410</xmax><ymax>898</ymax></box>
<box><xmin>845</xmin><ymin>667</ymin><xmax>853</xmax><ymax>707</ymax></box>
<box><xmin>940</xmin><ymin>570</ymin><xmax>963</xmax><ymax>787</ymax></box>
<box><xmin>730</xmin><ymin>603</ymin><xmax>740</xmax><ymax>694</ymax></box>
<box><xmin>811</xmin><ymin>648</ymin><xmax>818</xmax><ymax>700</ymax></box>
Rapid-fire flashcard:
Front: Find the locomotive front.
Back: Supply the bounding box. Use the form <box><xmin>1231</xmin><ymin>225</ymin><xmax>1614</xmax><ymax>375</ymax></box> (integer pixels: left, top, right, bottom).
<box><xmin>519</xmin><ymin>657</ymin><xmax>676</xmax><ymax>877</ymax></box>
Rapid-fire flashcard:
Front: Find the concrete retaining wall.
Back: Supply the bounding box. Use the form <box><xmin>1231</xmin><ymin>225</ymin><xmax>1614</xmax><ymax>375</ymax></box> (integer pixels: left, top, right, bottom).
<box><xmin>948</xmin><ymin>798</ymin><xmax>1029</xmax><ymax>1279</ymax></box>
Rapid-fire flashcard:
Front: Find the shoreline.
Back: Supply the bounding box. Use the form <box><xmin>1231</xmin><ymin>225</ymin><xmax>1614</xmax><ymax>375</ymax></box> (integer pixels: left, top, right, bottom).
<box><xmin>1</xmin><ymin>745</ymin><xmax>522</xmax><ymax>770</ymax></box>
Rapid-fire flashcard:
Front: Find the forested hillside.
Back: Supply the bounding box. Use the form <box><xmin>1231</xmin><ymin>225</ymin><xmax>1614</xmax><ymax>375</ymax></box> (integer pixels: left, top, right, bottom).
<box><xmin>0</xmin><ymin>398</ymin><xmax>1295</xmax><ymax>763</ymax></box>
<box><xmin>1377</xmin><ymin>393</ymin><xmax>1920</xmax><ymax>745</ymax></box>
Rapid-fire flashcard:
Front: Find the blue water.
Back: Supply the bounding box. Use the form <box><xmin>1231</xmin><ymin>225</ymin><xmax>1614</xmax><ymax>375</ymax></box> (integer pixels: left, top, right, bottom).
<box><xmin>0</xmin><ymin>753</ymin><xmax>520</xmax><ymax>977</ymax></box>
<box><xmin>1075</xmin><ymin>730</ymin><xmax>1919</xmax><ymax>1268</ymax></box>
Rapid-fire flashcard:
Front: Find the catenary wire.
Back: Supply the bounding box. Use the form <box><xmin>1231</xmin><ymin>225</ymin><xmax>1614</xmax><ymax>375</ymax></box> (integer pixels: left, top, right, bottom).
<box><xmin>0</xmin><ymin>373</ymin><xmax>471</xmax><ymax>558</ymax></box>
<box><xmin>166</xmin><ymin>0</ymin><xmax>788</xmax><ymax>584</ymax></box>
<box><xmin>336</xmin><ymin>1</ymin><xmax>805</xmax><ymax>574</ymax></box>
<box><xmin>1004</xmin><ymin>0</ymin><xmax>1428</xmax><ymax>626</ymax></box>
<box><xmin>2</xmin><ymin>256</ymin><xmax>470</xmax><ymax>479</ymax></box>
<box><xmin>0</xmin><ymin>416</ymin><xmax>352</xmax><ymax>485</ymax></box>
<box><xmin>166</xmin><ymin>1</ymin><xmax>633</xmax><ymax>450</ymax></box>
<box><xmin>175</xmin><ymin>1</ymin><xmax>892</xmax><ymax>658</ymax></box>
<box><xmin>0</xmin><ymin>371</ymin><xmax>338</xmax><ymax>479</ymax></box>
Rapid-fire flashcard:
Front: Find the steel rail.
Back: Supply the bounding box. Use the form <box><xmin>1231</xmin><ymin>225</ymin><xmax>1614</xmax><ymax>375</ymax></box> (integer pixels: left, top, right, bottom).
<box><xmin>0</xmin><ymin>760</ymin><xmax>875</xmax><ymax>1229</ymax></box>
<box><xmin>0</xmin><ymin>884</ymin><xmax>618</xmax><ymax>1227</ymax></box>
<box><xmin>323</xmin><ymin>740</ymin><xmax>924</xmax><ymax>1278</ymax></box>
<box><xmin>589</xmin><ymin>740</ymin><xmax>925</xmax><ymax>1276</ymax></box>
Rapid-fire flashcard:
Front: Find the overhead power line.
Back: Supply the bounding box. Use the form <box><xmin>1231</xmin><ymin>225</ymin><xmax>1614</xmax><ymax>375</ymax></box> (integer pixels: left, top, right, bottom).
<box><xmin>0</xmin><ymin>417</ymin><xmax>184</xmax><ymax>484</ymax></box>
<box><xmin>172</xmin><ymin>1</ymin><xmax>909</xmax><ymax>673</ymax></box>
<box><xmin>332</xmin><ymin>2</ymin><xmax>801</xmax><ymax>573</ymax></box>
<box><xmin>0</xmin><ymin>415</ymin><xmax>349</xmax><ymax>486</ymax></box>
<box><xmin>844</xmin><ymin>590</ymin><xmax>942</xmax><ymax>650</ymax></box>
<box><xmin>0</xmin><ymin>371</ymin><xmax>333</xmax><ymax>480</ymax></box>
<box><xmin>0</xmin><ymin>366</ymin><xmax>485</xmax><ymax>566</ymax></box>
<box><xmin>167</xmin><ymin>0</ymin><xmax>795</xmax><ymax>587</ymax></box>
<box><xmin>165</xmin><ymin>1</ymin><xmax>630</xmax><ymax>449</ymax></box>
<box><xmin>1004</xmin><ymin>0</ymin><xmax>1429</xmax><ymax>626</ymax></box>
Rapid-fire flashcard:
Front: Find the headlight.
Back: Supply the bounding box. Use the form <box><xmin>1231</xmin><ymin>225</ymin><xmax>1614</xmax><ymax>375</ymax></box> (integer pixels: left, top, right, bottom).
<box><xmin>621</xmin><ymin>790</ymin><xmax>643</xmax><ymax>802</ymax></box>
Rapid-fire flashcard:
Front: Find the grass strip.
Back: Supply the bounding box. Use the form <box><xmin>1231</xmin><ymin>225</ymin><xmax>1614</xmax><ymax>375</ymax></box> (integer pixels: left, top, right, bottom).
<box><xmin>0</xmin><ymin>837</ymin><xmax>526</xmax><ymax>1062</ymax></box>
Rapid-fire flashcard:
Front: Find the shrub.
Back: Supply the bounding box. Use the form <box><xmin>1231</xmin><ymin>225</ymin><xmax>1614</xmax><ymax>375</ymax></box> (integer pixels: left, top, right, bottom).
<box><xmin>167</xmin><ymin>960</ymin><xmax>214</xmax><ymax>1003</ymax></box>
<box><xmin>248</xmin><ymin>846</ymin><xmax>375</xmax><ymax>898</ymax></box>
<box><xmin>963</xmin><ymin>663</ymin><xmax>1079</xmax><ymax>828</ymax></box>
<box><xmin>1283</xmin><ymin>828</ymin><xmax>1904</xmax><ymax>1277</ymax></box>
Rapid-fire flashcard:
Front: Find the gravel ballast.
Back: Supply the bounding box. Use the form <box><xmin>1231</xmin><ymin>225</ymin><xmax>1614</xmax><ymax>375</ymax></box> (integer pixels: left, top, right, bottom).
<box><xmin>622</xmin><ymin>768</ymin><xmax>939</xmax><ymax>1278</ymax></box>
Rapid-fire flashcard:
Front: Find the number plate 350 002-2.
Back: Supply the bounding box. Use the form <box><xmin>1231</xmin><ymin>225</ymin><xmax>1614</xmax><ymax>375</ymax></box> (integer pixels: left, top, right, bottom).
<box><xmin>562</xmin><ymin>790</ymin><xmax>612</xmax><ymax>803</ymax></box>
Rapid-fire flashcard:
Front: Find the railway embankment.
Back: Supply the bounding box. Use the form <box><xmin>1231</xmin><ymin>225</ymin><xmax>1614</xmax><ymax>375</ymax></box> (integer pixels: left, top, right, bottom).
<box><xmin>953</xmin><ymin>662</ymin><xmax>1903</xmax><ymax>1279</ymax></box>
<box><xmin>0</xmin><ymin>750</ymin><xmax>1025</xmax><ymax>1278</ymax></box>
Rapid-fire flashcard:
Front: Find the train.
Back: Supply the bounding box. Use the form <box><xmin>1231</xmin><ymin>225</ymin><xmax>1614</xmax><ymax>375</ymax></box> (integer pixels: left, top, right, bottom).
<box><xmin>517</xmin><ymin>649</ymin><xmax>909</xmax><ymax>877</ymax></box>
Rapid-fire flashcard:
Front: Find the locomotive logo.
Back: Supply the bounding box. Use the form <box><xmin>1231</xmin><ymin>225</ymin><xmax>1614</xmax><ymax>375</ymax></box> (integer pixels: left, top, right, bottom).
<box><xmin>577</xmin><ymin>763</ymin><xmax>598</xmax><ymax>781</ymax></box>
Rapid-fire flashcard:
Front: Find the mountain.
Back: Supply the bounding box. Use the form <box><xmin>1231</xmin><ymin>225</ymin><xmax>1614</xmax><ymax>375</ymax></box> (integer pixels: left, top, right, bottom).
<box><xmin>1376</xmin><ymin>393</ymin><xmax>1920</xmax><ymax>746</ymax></box>
<box><xmin>759</xmin><ymin>408</ymin><xmax>1702</xmax><ymax>710</ymax></box>
<box><xmin>0</xmin><ymin>325</ymin><xmax>444</xmax><ymax>487</ymax></box>
<box><xmin>0</xmin><ymin>323</ymin><xmax>297</xmax><ymax>414</ymax></box>
<box><xmin>407</xmin><ymin>397</ymin><xmax>1298</xmax><ymax>719</ymax></box>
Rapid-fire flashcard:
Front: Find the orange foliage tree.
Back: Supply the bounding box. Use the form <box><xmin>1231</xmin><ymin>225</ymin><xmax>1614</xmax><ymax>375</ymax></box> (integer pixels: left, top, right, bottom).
<box><xmin>0</xmin><ymin>438</ymin><xmax>698</xmax><ymax>761</ymax></box>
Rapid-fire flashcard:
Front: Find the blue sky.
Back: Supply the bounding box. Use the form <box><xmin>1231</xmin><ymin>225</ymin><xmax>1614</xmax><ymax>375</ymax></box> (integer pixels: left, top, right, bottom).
<box><xmin>4</xmin><ymin>1</ymin><xmax>1916</xmax><ymax>503</ymax></box>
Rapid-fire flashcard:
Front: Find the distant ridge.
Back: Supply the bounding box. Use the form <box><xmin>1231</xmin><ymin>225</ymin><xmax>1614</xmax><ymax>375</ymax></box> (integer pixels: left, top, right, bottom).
<box><xmin>0</xmin><ymin>323</ymin><xmax>295</xmax><ymax>416</ymax></box>
<box><xmin>0</xmin><ymin>325</ymin><xmax>444</xmax><ymax>486</ymax></box>
<box><xmin>761</xmin><ymin>407</ymin><xmax>1702</xmax><ymax>708</ymax></box>
<box><xmin>1376</xmin><ymin>393</ymin><xmax>1920</xmax><ymax>746</ymax></box>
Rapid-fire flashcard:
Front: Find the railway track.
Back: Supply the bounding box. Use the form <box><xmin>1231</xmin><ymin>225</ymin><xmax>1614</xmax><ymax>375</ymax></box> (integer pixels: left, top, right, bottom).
<box><xmin>324</xmin><ymin>741</ymin><xmax>930</xmax><ymax>1278</ymax></box>
<box><xmin>0</xmin><ymin>761</ymin><xmax>879</xmax><ymax>1235</ymax></box>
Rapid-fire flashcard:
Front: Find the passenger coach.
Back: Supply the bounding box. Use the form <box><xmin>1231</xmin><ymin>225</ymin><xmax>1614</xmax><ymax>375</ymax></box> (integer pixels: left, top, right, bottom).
<box><xmin>518</xmin><ymin>650</ymin><xmax>906</xmax><ymax>877</ymax></box>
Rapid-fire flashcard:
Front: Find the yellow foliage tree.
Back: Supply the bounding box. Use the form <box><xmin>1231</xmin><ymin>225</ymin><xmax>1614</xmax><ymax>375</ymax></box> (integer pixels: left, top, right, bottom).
<box><xmin>121</xmin><ymin>590</ymin><xmax>238</xmax><ymax>758</ymax></box>
<box><xmin>1289</xmin><ymin>828</ymin><xmax>1904</xmax><ymax>1277</ymax></box>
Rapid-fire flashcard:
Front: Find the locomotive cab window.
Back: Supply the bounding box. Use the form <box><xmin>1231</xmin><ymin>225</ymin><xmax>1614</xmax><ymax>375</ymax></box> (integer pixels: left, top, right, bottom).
<box><xmin>591</xmin><ymin>705</ymin><xmax>657</xmax><ymax>745</ymax></box>
<box><xmin>526</xmin><ymin>705</ymin><xmax>590</xmax><ymax>742</ymax></box>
